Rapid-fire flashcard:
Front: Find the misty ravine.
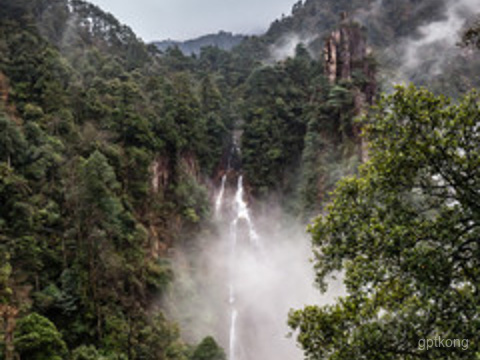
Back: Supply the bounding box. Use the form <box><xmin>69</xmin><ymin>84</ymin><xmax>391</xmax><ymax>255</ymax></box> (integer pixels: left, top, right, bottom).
<box><xmin>212</xmin><ymin>168</ymin><xmax>311</xmax><ymax>360</ymax></box>
<box><xmin>166</xmin><ymin>143</ymin><xmax>345</xmax><ymax>360</ymax></box>
<box><xmin>1</xmin><ymin>0</ymin><xmax>480</xmax><ymax>359</ymax></box>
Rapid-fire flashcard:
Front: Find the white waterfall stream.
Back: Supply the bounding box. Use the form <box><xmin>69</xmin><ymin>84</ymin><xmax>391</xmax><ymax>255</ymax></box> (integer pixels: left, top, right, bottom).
<box><xmin>227</xmin><ymin>175</ymin><xmax>260</xmax><ymax>360</ymax></box>
<box><xmin>232</xmin><ymin>176</ymin><xmax>260</xmax><ymax>247</ymax></box>
<box><xmin>214</xmin><ymin>174</ymin><xmax>227</xmax><ymax>218</ymax></box>
<box><xmin>209</xmin><ymin>170</ymin><xmax>345</xmax><ymax>360</ymax></box>
<box><xmin>215</xmin><ymin>172</ymin><xmax>270</xmax><ymax>360</ymax></box>
<box><xmin>169</xmin><ymin>155</ymin><xmax>346</xmax><ymax>360</ymax></box>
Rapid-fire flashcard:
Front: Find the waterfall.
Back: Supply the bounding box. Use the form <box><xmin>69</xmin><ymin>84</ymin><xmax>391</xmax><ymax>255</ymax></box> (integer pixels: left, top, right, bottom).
<box><xmin>229</xmin><ymin>309</ymin><xmax>238</xmax><ymax>360</ymax></box>
<box><xmin>233</xmin><ymin>176</ymin><xmax>259</xmax><ymax>247</ymax></box>
<box><xmin>206</xmin><ymin>164</ymin><xmax>343</xmax><ymax>360</ymax></box>
<box><xmin>215</xmin><ymin>174</ymin><xmax>227</xmax><ymax>218</ymax></box>
<box><xmin>226</xmin><ymin>174</ymin><xmax>260</xmax><ymax>360</ymax></box>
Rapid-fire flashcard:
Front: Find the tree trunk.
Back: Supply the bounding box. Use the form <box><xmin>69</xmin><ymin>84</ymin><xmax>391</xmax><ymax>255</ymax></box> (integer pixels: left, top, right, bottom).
<box><xmin>1</xmin><ymin>305</ymin><xmax>18</xmax><ymax>360</ymax></box>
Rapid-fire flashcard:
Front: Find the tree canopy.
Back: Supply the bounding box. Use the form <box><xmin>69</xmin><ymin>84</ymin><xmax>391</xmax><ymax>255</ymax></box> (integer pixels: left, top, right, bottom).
<box><xmin>289</xmin><ymin>85</ymin><xmax>480</xmax><ymax>359</ymax></box>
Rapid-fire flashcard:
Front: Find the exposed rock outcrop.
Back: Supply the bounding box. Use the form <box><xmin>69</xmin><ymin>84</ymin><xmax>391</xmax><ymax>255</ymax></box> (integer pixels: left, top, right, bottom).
<box><xmin>179</xmin><ymin>151</ymin><xmax>200</xmax><ymax>180</ymax></box>
<box><xmin>151</xmin><ymin>155</ymin><xmax>170</xmax><ymax>194</ymax></box>
<box><xmin>324</xmin><ymin>14</ymin><xmax>376</xmax><ymax>161</ymax></box>
<box><xmin>148</xmin><ymin>152</ymin><xmax>203</xmax><ymax>258</ymax></box>
<box><xmin>0</xmin><ymin>73</ymin><xmax>8</xmax><ymax>105</ymax></box>
<box><xmin>0</xmin><ymin>305</ymin><xmax>18</xmax><ymax>360</ymax></box>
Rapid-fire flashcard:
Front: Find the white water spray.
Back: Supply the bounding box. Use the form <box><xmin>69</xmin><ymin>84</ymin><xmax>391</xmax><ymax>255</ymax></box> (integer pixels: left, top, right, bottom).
<box><xmin>229</xmin><ymin>309</ymin><xmax>238</xmax><ymax>360</ymax></box>
<box><xmin>227</xmin><ymin>175</ymin><xmax>261</xmax><ymax>360</ymax></box>
<box><xmin>167</xmin><ymin>162</ymin><xmax>345</xmax><ymax>360</ymax></box>
<box><xmin>233</xmin><ymin>176</ymin><xmax>260</xmax><ymax>247</ymax></box>
<box><xmin>215</xmin><ymin>175</ymin><xmax>227</xmax><ymax>218</ymax></box>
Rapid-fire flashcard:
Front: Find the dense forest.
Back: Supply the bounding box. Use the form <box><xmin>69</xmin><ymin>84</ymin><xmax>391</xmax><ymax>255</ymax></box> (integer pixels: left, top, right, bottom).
<box><xmin>1</xmin><ymin>0</ymin><xmax>480</xmax><ymax>359</ymax></box>
<box><xmin>0</xmin><ymin>1</ymin><xmax>232</xmax><ymax>359</ymax></box>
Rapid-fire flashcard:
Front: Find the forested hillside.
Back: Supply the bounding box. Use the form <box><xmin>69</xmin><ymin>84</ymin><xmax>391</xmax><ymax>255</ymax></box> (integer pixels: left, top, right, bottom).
<box><xmin>0</xmin><ymin>0</ymin><xmax>376</xmax><ymax>356</ymax></box>
<box><xmin>1</xmin><ymin>0</ymin><xmax>480</xmax><ymax>359</ymax></box>
<box><xmin>0</xmin><ymin>1</ymin><xmax>231</xmax><ymax>359</ymax></box>
<box><xmin>232</xmin><ymin>0</ymin><xmax>480</xmax><ymax>96</ymax></box>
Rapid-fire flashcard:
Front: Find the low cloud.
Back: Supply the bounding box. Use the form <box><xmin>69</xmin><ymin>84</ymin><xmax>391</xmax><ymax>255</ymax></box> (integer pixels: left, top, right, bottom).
<box><xmin>163</xmin><ymin>185</ymin><xmax>345</xmax><ymax>359</ymax></box>
<box><xmin>354</xmin><ymin>0</ymin><xmax>383</xmax><ymax>25</ymax></box>
<box><xmin>393</xmin><ymin>0</ymin><xmax>478</xmax><ymax>82</ymax></box>
<box><xmin>268</xmin><ymin>33</ymin><xmax>317</xmax><ymax>62</ymax></box>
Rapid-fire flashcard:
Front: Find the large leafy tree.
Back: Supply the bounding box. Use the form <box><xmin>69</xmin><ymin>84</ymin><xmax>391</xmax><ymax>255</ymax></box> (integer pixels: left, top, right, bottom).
<box><xmin>289</xmin><ymin>85</ymin><xmax>480</xmax><ymax>359</ymax></box>
<box><xmin>191</xmin><ymin>336</ymin><xmax>226</xmax><ymax>360</ymax></box>
<box><xmin>14</xmin><ymin>312</ymin><xmax>68</xmax><ymax>360</ymax></box>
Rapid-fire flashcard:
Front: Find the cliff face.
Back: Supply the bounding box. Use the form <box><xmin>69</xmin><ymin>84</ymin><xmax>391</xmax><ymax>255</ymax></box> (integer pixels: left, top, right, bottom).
<box><xmin>324</xmin><ymin>16</ymin><xmax>376</xmax><ymax>160</ymax></box>
<box><xmin>151</xmin><ymin>156</ymin><xmax>171</xmax><ymax>194</ymax></box>
<box><xmin>0</xmin><ymin>73</ymin><xmax>8</xmax><ymax>104</ymax></box>
<box><xmin>148</xmin><ymin>150</ymin><xmax>209</xmax><ymax>258</ymax></box>
<box><xmin>324</xmin><ymin>16</ymin><xmax>375</xmax><ymax>99</ymax></box>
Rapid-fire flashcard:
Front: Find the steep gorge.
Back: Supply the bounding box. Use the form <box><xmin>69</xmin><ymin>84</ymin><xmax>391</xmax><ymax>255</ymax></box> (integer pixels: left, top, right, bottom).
<box><xmin>0</xmin><ymin>2</ymin><xmax>374</xmax><ymax>357</ymax></box>
<box><xmin>1</xmin><ymin>0</ymin><xmax>479</xmax><ymax>359</ymax></box>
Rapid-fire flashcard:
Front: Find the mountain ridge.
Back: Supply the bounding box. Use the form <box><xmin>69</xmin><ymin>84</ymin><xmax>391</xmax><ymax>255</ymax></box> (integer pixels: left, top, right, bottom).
<box><xmin>153</xmin><ymin>31</ymin><xmax>246</xmax><ymax>55</ymax></box>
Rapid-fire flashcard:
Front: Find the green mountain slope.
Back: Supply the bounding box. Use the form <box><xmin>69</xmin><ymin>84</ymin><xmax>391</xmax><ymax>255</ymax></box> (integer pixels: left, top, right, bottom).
<box><xmin>0</xmin><ymin>1</ymin><xmax>231</xmax><ymax>359</ymax></box>
<box><xmin>234</xmin><ymin>0</ymin><xmax>480</xmax><ymax>96</ymax></box>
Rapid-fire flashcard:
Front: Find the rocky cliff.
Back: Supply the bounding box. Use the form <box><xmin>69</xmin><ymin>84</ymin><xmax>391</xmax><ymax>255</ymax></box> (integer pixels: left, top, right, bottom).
<box><xmin>324</xmin><ymin>15</ymin><xmax>376</xmax><ymax>160</ymax></box>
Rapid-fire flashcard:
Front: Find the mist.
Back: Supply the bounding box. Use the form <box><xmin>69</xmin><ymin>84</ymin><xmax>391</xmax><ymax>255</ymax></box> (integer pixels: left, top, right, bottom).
<box><xmin>354</xmin><ymin>0</ymin><xmax>383</xmax><ymax>26</ymax></box>
<box><xmin>391</xmin><ymin>0</ymin><xmax>477</xmax><ymax>83</ymax></box>
<box><xmin>268</xmin><ymin>34</ymin><xmax>316</xmax><ymax>62</ymax></box>
<box><xmin>164</xmin><ymin>175</ymin><xmax>345</xmax><ymax>359</ymax></box>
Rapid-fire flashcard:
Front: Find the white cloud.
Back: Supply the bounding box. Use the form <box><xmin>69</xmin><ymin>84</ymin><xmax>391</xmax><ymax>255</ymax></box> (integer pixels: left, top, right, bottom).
<box><xmin>394</xmin><ymin>0</ymin><xmax>478</xmax><ymax>81</ymax></box>
<box><xmin>268</xmin><ymin>33</ymin><xmax>316</xmax><ymax>62</ymax></box>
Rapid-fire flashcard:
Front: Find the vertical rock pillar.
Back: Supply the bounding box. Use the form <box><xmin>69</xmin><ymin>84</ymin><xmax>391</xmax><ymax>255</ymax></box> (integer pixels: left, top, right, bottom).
<box><xmin>323</xmin><ymin>13</ymin><xmax>376</xmax><ymax>162</ymax></box>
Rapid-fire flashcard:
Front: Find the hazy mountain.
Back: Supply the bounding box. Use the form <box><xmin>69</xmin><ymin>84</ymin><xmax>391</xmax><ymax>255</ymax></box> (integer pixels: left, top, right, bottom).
<box><xmin>242</xmin><ymin>0</ymin><xmax>480</xmax><ymax>96</ymax></box>
<box><xmin>153</xmin><ymin>31</ymin><xmax>246</xmax><ymax>55</ymax></box>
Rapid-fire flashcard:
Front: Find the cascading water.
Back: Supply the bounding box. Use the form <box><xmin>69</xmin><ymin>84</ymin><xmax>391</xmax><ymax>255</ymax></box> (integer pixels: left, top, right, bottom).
<box><xmin>171</xmin><ymin>144</ymin><xmax>344</xmax><ymax>360</ymax></box>
<box><xmin>214</xmin><ymin>175</ymin><xmax>227</xmax><ymax>218</ymax></box>
<box><xmin>233</xmin><ymin>176</ymin><xmax>260</xmax><ymax>247</ymax></box>
<box><xmin>214</xmin><ymin>172</ymin><xmax>243</xmax><ymax>360</ymax></box>
<box><xmin>227</xmin><ymin>175</ymin><xmax>261</xmax><ymax>360</ymax></box>
<box><xmin>229</xmin><ymin>309</ymin><xmax>238</xmax><ymax>360</ymax></box>
<box><xmin>210</xmin><ymin>167</ymin><xmax>344</xmax><ymax>360</ymax></box>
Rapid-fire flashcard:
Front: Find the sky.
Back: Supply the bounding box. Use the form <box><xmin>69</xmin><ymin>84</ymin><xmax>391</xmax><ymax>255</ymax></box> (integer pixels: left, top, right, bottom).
<box><xmin>88</xmin><ymin>0</ymin><xmax>300</xmax><ymax>42</ymax></box>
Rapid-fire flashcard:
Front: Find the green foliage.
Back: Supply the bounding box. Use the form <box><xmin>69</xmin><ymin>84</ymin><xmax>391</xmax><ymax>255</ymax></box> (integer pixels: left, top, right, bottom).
<box><xmin>174</xmin><ymin>170</ymin><xmax>210</xmax><ymax>225</ymax></box>
<box><xmin>191</xmin><ymin>337</ymin><xmax>226</xmax><ymax>360</ymax></box>
<box><xmin>0</xmin><ymin>114</ymin><xmax>26</xmax><ymax>166</ymax></box>
<box><xmin>297</xmin><ymin>75</ymin><xmax>360</xmax><ymax>215</ymax></box>
<box><xmin>198</xmin><ymin>75</ymin><xmax>230</xmax><ymax>174</ymax></box>
<box><xmin>0</xmin><ymin>2</ymin><xmax>229</xmax><ymax>359</ymax></box>
<box><xmin>14</xmin><ymin>313</ymin><xmax>68</xmax><ymax>360</ymax></box>
<box><xmin>72</xmin><ymin>345</ymin><xmax>104</xmax><ymax>360</ymax></box>
<box><xmin>290</xmin><ymin>85</ymin><xmax>480</xmax><ymax>359</ymax></box>
<box><xmin>241</xmin><ymin>56</ymin><xmax>312</xmax><ymax>197</ymax></box>
<box><xmin>3</xmin><ymin>0</ymin><xmax>479</xmax><ymax>359</ymax></box>
<box><xmin>0</xmin><ymin>253</ymin><xmax>12</xmax><ymax>303</ymax></box>
<box><xmin>239</xmin><ymin>46</ymin><xmax>360</xmax><ymax>214</ymax></box>
<box><xmin>81</xmin><ymin>150</ymin><xmax>122</xmax><ymax>222</ymax></box>
<box><xmin>72</xmin><ymin>345</ymin><xmax>127</xmax><ymax>360</ymax></box>
<box><xmin>135</xmin><ymin>313</ymin><xmax>190</xmax><ymax>360</ymax></box>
